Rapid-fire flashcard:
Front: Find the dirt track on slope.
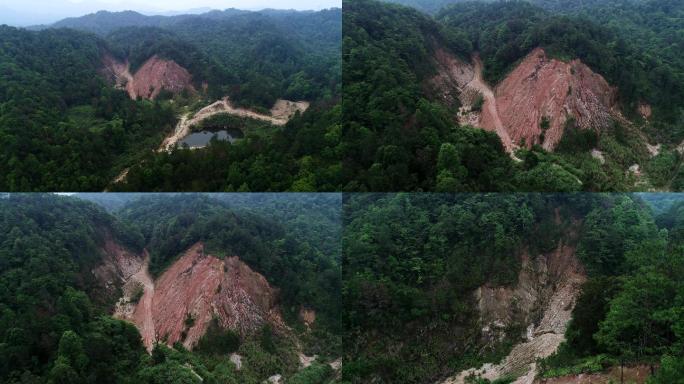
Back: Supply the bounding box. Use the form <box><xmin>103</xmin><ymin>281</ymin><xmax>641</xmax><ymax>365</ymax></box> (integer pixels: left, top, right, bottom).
<box><xmin>112</xmin><ymin>251</ymin><xmax>156</xmax><ymax>352</ymax></box>
<box><xmin>468</xmin><ymin>54</ymin><xmax>515</xmax><ymax>152</ymax></box>
<box><xmin>159</xmin><ymin>98</ymin><xmax>309</xmax><ymax>152</ymax></box>
<box><xmin>132</xmin><ymin>254</ymin><xmax>156</xmax><ymax>351</ymax></box>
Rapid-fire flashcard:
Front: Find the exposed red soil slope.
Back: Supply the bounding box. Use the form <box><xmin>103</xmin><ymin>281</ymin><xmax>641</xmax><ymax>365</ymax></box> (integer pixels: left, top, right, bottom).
<box><xmin>431</xmin><ymin>48</ymin><xmax>621</xmax><ymax>152</ymax></box>
<box><xmin>535</xmin><ymin>365</ymin><xmax>653</xmax><ymax>384</ymax></box>
<box><xmin>101</xmin><ymin>54</ymin><xmax>195</xmax><ymax>100</ymax></box>
<box><xmin>483</xmin><ymin>48</ymin><xmax>618</xmax><ymax>150</ymax></box>
<box><xmin>122</xmin><ymin>243</ymin><xmax>284</xmax><ymax>350</ymax></box>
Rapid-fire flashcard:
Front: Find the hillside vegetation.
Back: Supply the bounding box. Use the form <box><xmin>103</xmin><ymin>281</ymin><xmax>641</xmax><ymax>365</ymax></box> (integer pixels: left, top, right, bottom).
<box><xmin>0</xmin><ymin>193</ymin><xmax>341</xmax><ymax>384</ymax></box>
<box><xmin>343</xmin><ymin>193</ymin><xmax>684</xmax><ymax>383</ymax></box>
<box><xmin>345</xmin><ymin>0</ymin><xmax>684</xmax><ymax>191</ymax></box>
<box><xmin>0</xmin><ymin>8</ymin><xmax>341</xmax><ymax>192</ymax></box>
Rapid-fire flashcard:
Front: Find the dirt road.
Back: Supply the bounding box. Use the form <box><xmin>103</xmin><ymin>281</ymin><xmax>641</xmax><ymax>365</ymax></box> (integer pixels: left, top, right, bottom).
<box><xmin>132</xmin><ymin>253</ymin><xmax>156</xmax><ymax>351</ymax></box>
<box><xmin>158</xmin><ymin>97</ymin><xmax>309</xmax><ymax>152</ymax></box>
<box><xmin>468</xmin><ymin>54</ymin><xmax>515</xmax><ymax>153</ymax></box>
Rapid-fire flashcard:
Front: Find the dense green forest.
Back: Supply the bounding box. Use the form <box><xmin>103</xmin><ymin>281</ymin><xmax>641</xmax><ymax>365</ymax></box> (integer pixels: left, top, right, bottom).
<box><xmin>342</xmin><ymin>193</ymin><xmax>684</xmax><ymax>383</ymax></box>
<box><xmin>0</xmin><ymin>7</ymin><xmax>341</xmax><ymax>192</ymax></box>
<box><xmin>0</xmin><ymin>26</ymin><xmax>178</xmax><ymax>191</ymax></box>
<box><xmin>115</xmin><ymin>194</ymin><xmax>342</xmax><ymax>334</ymax></box>
<box><xmin>344</xmin><ymin>0</ymin><xmax>684</xmax><ymax>191</ymax></box>
<box><xmin>111</xmin><ymin>103</ymin><xmax>344</xmax><ymax>192</ymax></box>
<box><xmin>0</xmin><ymin>193</ymin><xmax>341</xmax><ymax>383</ymax></box>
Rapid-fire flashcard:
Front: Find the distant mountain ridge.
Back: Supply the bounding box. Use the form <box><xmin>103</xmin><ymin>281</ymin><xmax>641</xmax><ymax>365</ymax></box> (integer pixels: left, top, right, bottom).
<box><xmin>31</xmin><ymin>8</ymin><xmax>248</xmax><ymax>35</ymax></box>
<box><xmin>31</xmin><ymin>7</ymin><xmax>341</xmax><ymax>36</ymax></box>
<box><xmin>382</xmin><ymin>0</ymin><xmax>644</xmax><ymax>14</ymax></box>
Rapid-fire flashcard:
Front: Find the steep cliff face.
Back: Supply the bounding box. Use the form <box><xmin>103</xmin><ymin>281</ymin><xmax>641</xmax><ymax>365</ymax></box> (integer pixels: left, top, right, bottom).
<box><xmin>443</xmin><ymin>229</ymin><xmax>587</xmax><ymax>384</ymax></box>
<box><xmin>91</xmin><ymin>233</ymin><xmax>146</xmax><ymax>299</ymax></box>
<box><xmin>486</xmin><ymin>48</ymin><xmax>618</xmax><ymax>151</ymax></box>
<box><xmin>432</xmin><ymin>47</ymin><xmax>621</xmax><ymax>152</ymax></box>
<box><xmin>101</xmin><ymin>54</ymin><xmax>195</xmax><ymax>100</ymax></box>
<box><xmin>113</xmin><ymin>242</ymin><xmax>285</xmax><ymax>351</ymax></box>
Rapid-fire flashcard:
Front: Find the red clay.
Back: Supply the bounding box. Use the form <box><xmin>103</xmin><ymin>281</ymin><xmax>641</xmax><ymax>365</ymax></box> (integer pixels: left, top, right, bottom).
<box><xmin>481</xmin><ymin>48</ymin><xmax>618</xmax><ymax>151</ymax></box>
<box><xmin>130</xmin><ymin>243</ymin><xmax>284</xmax><ymax>350</ymax></box>
<box><xmin>102</xmin><ymin>54</ymin><xmax>195</xmax><ymax>100</ymax></box>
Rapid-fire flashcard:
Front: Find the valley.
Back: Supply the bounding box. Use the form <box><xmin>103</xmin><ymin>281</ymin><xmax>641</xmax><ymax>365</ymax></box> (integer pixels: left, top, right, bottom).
<box><xmin>0</xmin><ymin>6</ymin><xmax>341</xmax><ymax>192</ymax></box>
<box><xmin>0</xmin><ymin>193</ymin><xmax>342</xmax><ymax>383</ymax></box>
<box><xmin>158</xmin><ymin>97</ymin><xmax>310</xmax><ymax>152</ymax></box>
<box><xmin>344</xmin><ymin>0</ymin><xmax>684</xmax><ymax>192</ymax></box>
<box><xmin>343</xmin><ymin>193</ymin><xmax>684</xmax><ymax>384</ymax></box>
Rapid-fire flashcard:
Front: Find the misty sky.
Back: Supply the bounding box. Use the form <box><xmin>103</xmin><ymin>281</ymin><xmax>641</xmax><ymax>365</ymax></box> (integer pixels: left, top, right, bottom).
<box><xmin>0</xmin><ymin>0</ymin><xmax>341</xmax><ymax>26</ymax></box>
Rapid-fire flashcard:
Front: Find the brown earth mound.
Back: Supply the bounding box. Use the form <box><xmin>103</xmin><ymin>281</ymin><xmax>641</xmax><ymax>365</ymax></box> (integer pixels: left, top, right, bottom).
<box><xmin>432</xmin><ymin>48</ymin><xmax>620</xmax><ymax>152</ymax></box>
<box><xmin>115</xmin><ymin>242</ymin><xmax>285</xmax><ymax>350</ymax></box>
<box><xmin>101</xmin><ymin>54</ymin><xmax>195</xmax><ymax>100</ymax></box>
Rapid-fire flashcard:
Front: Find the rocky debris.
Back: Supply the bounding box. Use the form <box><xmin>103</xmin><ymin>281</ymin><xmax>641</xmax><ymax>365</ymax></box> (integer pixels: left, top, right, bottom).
<box><xmin>299</xmin><ymin>307</ymin><xmax>317</xmax><ymax>328</ymax></box>
<box><xmin>646</xmin><ymin>143</ymin><xmax>661</xmax><ymax>157</ymax></box>
<box><xmin>116</xmin><ymin>251</ymin><xmax>156</xmax><ymax>350</ymax></box>
<box><xmin>329</xmin><ymin>358</ymin><xmax>343</xmax><ymax>371</ymax></box>
<box><xmin>101</xmin><ymin>54</ymin><xmax>195</xmax><ymax>100</ymax></box>
<box><xmin>638</xmin><ymin>102</ymin><xmax>653</xmax><ymax>120</ymax></box>
<box><xmin>113</xmin><ymin>242</ymin><xmax>286</xmax><ymax>351</ymax></box>
<box><xmin>230</xmin><ymin>353</ymin><xmax>243</xmax><ymax>370</ymax></box>
<box><xmin>299</xmin><ymin>353</ymin><xmax>318</xmax><ymax>369</ymax></box>
<box><xmin>432</xmin><ymin>47</ymin><xmax>621</xmax><ymax>152</ymax></box>
<box><xmin>267</xmin><ymin>374</ymin><xmax>283</xmax><ymax>384</ymax></box>
<box><xmin>430</xmin><ymin>48</ymin><xmax>475</xmax><ymax>109</ymax></box>
<box><xmin>535</xmin><ymin>365</ymin><xmax>653</xmax><ymax>384</ymax></box>
<box><xmin>442</xmin><ymin>235</ymin><xmax>587</xmax><ymax>384</ymax></box>
<box><xmin>271</xmin><ymin>99</ymin><xmax>311</xmax><ymax>121</ymax></box>
<box><xmin>629</xmin><ymin>164</ymin><xmax>642</xmax><ymax>175</ymax></box>
<box><xmin>92</xmin><ymin>234</ymin><xmax>146</xmax><ymax>298</ymax></box>
<box><xmin>591</xmin><ymin>149</ymin><xmax>605</xmax><ymax>164</ymax></box>
<box><xmin>101</xmin><ymin>54</ymin><xmax>134</xmax><ymax>91</ymax></box>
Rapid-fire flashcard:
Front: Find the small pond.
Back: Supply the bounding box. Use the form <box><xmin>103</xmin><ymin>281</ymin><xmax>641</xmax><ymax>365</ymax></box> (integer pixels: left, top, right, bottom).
<box><xmin>179</xmin><ymin>128</ymin><xmax>244</xmax><ymax>148</ymax></box>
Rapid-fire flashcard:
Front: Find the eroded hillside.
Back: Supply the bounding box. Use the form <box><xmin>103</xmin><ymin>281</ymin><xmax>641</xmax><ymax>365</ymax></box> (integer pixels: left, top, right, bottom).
<box><xmin>443</xmin><ymin>231</ymin><xmax>586</xmax><ymax>384</ymax></box>
<box><xmin>432</xmin><ymin>48</ymin><xmax>621</xmax><ymax>152</ymax></box>
<box><xmin>111</xmin><ymin>242</ymin><xmax>286</xmax><ymax>351</ymax></box>
<box><xmin>102</xmin><ymin>54</ymin><xmax>195</xmax><ymax>100</ymax></box>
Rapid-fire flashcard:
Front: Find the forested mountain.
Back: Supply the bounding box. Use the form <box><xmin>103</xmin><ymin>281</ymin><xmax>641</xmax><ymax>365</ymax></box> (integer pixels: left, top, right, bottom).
<box><xmin>345</xmin><ymin>0</ymin><xmax>684</xmax><ymax>191</ymax></box>
<box><xmin>0</xmin><ymin>193</ymin><xmax>341</xmax><ymax>383</ymax></box>
<box><xmin>343</xmin><ymin>193</ymin><xmax>684</xmax><ymax>383</ymax></box>
<box><xmin>382</xmin><ymin>0</ymin><xmax>648</xmax><ymax>14</ymax></box>
<box><xmin>0</xmin><ymin>7</ymin><xmax>341</xmax><ymax>192</ymax></box>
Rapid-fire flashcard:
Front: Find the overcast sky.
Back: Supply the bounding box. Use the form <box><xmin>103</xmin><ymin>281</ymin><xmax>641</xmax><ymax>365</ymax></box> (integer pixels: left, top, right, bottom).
<box><xmin>1</xmin><ymin>0</ymin><xmax>341</xmax><ymax>26</ymax></box>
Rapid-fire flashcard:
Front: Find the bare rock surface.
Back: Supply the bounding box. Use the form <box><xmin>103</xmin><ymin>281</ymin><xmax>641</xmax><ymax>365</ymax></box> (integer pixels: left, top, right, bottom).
<box><xmin>441</xmin><ymin>237</ymin><xmax>586</xmax><ymax>384</ymax></box>
<box><xmin>102</xmin><ymin>54</ymin><xmax>195</xmax><ymax>100</ymax></box>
